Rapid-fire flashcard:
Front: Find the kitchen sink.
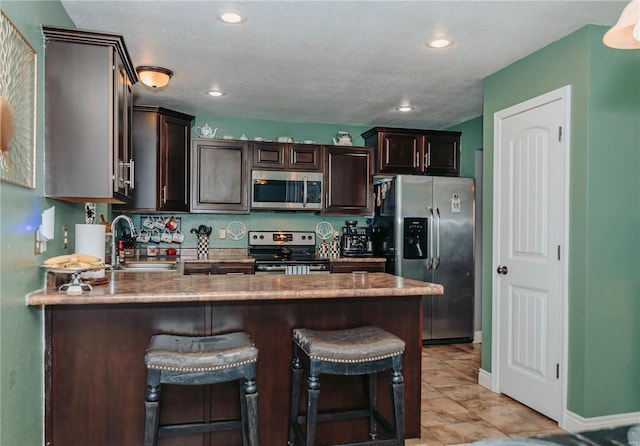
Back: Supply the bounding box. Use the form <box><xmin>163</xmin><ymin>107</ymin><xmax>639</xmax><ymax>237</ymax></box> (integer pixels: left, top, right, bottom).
<box><xmin>112</xmin><ymin>260</ymin><xmax>179</xmax><ymax>273</ymax></box>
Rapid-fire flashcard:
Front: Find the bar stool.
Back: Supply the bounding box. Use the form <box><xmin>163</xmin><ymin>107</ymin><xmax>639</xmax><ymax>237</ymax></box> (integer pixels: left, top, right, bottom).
<box><xmin>143</xmin><ymin>332</ymin><xmax>259</xmax><ymax>446</ymax></box>
<box><xmin>288</xmin><ymin>325</ymin><xmax>406</xmax><ymax>446</ymax></box>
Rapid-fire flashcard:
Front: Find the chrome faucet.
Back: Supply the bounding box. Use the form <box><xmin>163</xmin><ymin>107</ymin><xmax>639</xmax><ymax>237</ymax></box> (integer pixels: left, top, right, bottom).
<box><xmin>110</xmin><ymin>215</ymin><xmax>138</xmax><ymax>269</ymax></box>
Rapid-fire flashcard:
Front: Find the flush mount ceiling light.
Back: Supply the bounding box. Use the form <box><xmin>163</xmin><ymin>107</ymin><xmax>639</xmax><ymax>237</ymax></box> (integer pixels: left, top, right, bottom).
<box><xmin>396</xmin><ymin>105</ymin><xmax>415</xmax><ymax>112</ymax></box>
<box><xmin>603</xmin><ymin>0</ymin><xmax>640</xmax><ymax>49</ymax></box>
<box><xmin>136</xmin><ymin>66</ymin><xmax>173</xmax><ymax>88</ymax></box>
<box><xmin>427</xmin><ymin>38</ymin><xmax>452</xmax><ymax>49</ymax></box>
<box><xmin>206</xmin><ymin>90</ymin><xmax>225</xmax><ymax>97</ymax></box>
<box><xmin>217</xmin><ymin>10</ymin><xmax>247</xmax><ymax>24</ymax></box>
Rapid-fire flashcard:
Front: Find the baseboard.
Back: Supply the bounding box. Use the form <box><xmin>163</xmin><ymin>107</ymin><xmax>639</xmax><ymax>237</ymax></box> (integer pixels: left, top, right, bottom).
<box><xmin>478</xmin><ymin>368</ymin><xmax>492</xmax><ymax>390</ymax></box>
<box><xmin>474</xmin><ymin>370</ymin><xmax>640</xmax><ymax>433</ymax></box>
<box><xmin>473</xmin><ymin>331</ymin><xmax>482</xmax><ymax>343</ymax></box>
<box><xmin>562</xmin><ymin>409</ymin><xmax>640</xmax><ymax>433</ymax></box>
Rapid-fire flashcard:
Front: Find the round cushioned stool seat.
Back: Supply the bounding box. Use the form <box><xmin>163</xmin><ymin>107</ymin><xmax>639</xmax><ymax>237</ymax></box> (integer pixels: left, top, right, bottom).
<box><xmin>145</xmin><ymin>332</ymin><xmax>258</xmax><ymax>372</ymax></box>
<box><xmin>293</xmin><ymin>325</ymin><xmax>405</xmax><ymax>364</ymax></box>
<box><xmin>144</xmin><ymin>332</ymin><xmax>259</xmax><ymax>446</ymax></box>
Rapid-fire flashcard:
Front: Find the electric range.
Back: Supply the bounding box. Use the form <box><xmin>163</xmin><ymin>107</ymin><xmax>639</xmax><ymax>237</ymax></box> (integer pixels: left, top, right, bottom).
<box><xmin>248</xmin><ymin>231</ymin><xmax>329</xmax><ymax>274</ymax></box>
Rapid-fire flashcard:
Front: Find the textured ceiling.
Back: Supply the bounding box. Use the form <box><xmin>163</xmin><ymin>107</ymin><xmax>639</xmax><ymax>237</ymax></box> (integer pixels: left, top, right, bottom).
<box><xmin>60</xmin><ymin>1</ymin><xmax>625</xmax><ymax>129</ymax></box>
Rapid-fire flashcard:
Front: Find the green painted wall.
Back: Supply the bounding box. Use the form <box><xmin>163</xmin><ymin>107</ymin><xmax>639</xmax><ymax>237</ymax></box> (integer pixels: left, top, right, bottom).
<box><xmin>447</xmin><ymin>115</ymin><xmax>483</xmax><ymax>179</ymax></box>
<box><xmin>0</xmin><ymin>3</ymin><xmax>81</xmax><ymax>446</ymax></box>
<box><xmin>483</xmin><ymin>25</ymin><xmax>640</xmax><ymax>418</ymax></box>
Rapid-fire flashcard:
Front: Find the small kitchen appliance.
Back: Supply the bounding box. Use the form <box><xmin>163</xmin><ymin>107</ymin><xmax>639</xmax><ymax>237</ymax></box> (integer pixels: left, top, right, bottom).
<box><xmin>251</xmin><ymin>170</ymin><xmax>323</xmax><ymax>211</ymax></box>
<box><xmin>248</xmin><ymin>231</ymin><xmax>329</xmax><ymax>274</ymax></box>
<box><xmin>340</xmin><ymin>221</ymin><xmax>373</xmax><ymax>257</ymax></box>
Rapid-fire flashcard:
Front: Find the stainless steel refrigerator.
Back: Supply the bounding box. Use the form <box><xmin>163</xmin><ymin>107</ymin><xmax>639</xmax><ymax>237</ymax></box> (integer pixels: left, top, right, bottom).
<box><xmin>373</xmin><ymin>175</ymin><xmax>475</xmax><ymax>342</ymax></box>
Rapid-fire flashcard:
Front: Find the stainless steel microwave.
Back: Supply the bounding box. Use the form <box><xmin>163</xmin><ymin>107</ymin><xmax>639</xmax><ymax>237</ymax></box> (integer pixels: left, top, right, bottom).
<box><xmin>251</xmin><ymin>170</ymin><xmax>323</xmax><ymax>211</ymax></box>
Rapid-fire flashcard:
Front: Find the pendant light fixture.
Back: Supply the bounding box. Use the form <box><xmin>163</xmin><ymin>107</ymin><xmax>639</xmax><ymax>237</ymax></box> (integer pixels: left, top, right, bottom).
<box><xmin>603</xmin><ymin>0</ymin><xmax>640</xmax><ymax>49</ymax></box>
<box><xmin>136</xmin><ymin>66</ymin><xmax>174</xmax><ymax>88</ymax></box>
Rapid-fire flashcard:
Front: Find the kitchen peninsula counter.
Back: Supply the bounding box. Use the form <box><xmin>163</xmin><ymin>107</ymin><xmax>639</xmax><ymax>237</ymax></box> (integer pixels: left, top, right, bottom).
<box><xmin>28</xmin><ymin>272</ymin><xmax>439</xmax><ymax>305</ymax></box>
<box><xmin>30</xmin><ymin>273</ymin><xmax>441</xmax><ymax>445</ymax></box>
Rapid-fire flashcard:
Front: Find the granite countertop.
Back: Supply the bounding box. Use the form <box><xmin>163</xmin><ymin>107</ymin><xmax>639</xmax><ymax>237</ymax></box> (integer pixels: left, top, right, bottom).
<box><xmin>179</xmin><ymin>249</ymin><xmax>385</xmax><ymax>264</ymax></box>
<box><xmin>181</xmin><ymin>257</ymin><xmax>386</xmax><ymax>264</ymax></box>
<box><xmin>329</xmin><ymin>257</ymin><xmax>386</xmax><ymax>263</ymax></box>
<box><xmin>182</xmin><ymin>255</ymin><xmax>256</xmax><ymax>264</ymax></box>
<box><xmin>27</xmin><ymin>272</ymin><xmax>443</xmax><ymax>306</ymax></box>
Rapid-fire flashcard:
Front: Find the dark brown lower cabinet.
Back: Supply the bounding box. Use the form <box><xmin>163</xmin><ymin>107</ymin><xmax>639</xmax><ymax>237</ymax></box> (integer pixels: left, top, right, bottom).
<box><xmin>330</xmin><ymin>261</ymin><xmax>386</xmax><ymax>273</ymax></box>
<box><xmin>183</xmin><ymin>262</ymin><xmax>255</xmax><ymax>275</ymax></box>
<box><xmin>45</xmin><ymin>296</ymin><xmax>422</xmax><ymax>445</ymax></box>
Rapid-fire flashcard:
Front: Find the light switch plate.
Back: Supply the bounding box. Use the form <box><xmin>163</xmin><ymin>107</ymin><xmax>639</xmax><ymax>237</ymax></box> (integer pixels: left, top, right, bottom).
<box><xmin>218</xmin><ymin>228</ymin><xmax>226</xmax><ymax>239</ymax></box>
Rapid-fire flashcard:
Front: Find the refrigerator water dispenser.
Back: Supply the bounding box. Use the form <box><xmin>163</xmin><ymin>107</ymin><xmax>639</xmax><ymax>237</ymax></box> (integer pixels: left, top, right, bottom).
<box><xmin>403</xmin><ymin>217</ymin><xmax>428</xmax><ymax>259</ymax></box>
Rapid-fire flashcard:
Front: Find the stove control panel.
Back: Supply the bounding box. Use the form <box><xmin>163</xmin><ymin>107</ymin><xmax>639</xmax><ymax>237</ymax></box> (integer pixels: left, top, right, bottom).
<box><xmin>249</xmin><ymin>231</ymin><xmax>316</xmax><ymax>246</ymax></box>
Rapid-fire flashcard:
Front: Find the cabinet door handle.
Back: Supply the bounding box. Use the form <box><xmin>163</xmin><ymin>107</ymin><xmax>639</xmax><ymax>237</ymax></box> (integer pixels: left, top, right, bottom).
<box><xmin>303</xmin><ymin>175</ymin><xmax>308</xmax><ymax>208</ymax></box>
<box><xmin>415</xmin><ymin>152</ymin><xmax>419</xmax><ymax>168</ymax></box>
<box><xmin>427</xmin><ymin>207</ymin><xmax>434</xmax><ymax>270</ymax></box>
<box><xmin>123</xmin><ymin>159</ymin><xmax>135</xmax><ymax>192</ymax></box>
<box><xmin>434</xmin><ymin>207</ymin><xmax>441</xmax><ymax>269</ymax></box>
<box><xmin>425</xmin><ymin>143</ymin><xmax>431</xmax><ymax>167</ymax></box>
<box><xmin>162</xmin><ymin>185</ymin><xmax>167</xmax><ymax>204</ymax></box>
<box><xmin>126</xmin><ymin>159</ymin><xmax>135</xmax><ymax>190</ymax></box>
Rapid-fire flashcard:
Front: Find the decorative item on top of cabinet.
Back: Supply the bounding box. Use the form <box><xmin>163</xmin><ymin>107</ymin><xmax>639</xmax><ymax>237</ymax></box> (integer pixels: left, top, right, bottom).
<box><xmin>361</xmin><ymin>127</ymin><xmax>461</xmax><ymax>177</ymax></box>
<box><xmin>115</xmin><ymin>106</ymin><xmax>194</xmax><ymax>212</ymax></box>
<box><xmin>252</xmin><ymin>141</ymin><xmax>322</xmax><ymax>171</ymax></box>
<box><xmin>190</xmin><ymin>139</ymin><xmax>249</xmax><ymax>213</ymax></box>
<box><xmin>323</xmin><ymin>145</ymin><xmax>374</xmax><ymax>215</ymax></box>
<box><xmin>43</xmin><ymin>26</ymin><xmax>137</xmax><ymax>203</ymax></box>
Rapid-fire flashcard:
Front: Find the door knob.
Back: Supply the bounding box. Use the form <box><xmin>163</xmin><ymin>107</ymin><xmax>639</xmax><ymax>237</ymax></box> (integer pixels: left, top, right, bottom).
<box><xmin>496</xmin><ymin>265</ymin><xmax>508</xmax><ymax>275</ymax></box>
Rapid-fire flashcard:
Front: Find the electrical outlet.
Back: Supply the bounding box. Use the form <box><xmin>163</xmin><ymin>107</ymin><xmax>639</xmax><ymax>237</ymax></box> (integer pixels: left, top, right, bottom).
<box><xmin>218</xmin><ymin>227</ymin><xmax>226</xmax><ymax>239</ymax></box>
<box><xmin>62</xmin><ymin>226</ymin><xmax>68</xmax><ymax>249</ymax></box>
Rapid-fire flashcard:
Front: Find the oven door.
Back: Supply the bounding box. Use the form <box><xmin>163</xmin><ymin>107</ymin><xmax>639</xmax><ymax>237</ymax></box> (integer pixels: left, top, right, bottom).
<box><xmin>251</xmin><ymin>170</ymin><xmax>323</xmax><ymax>211</ymax></box>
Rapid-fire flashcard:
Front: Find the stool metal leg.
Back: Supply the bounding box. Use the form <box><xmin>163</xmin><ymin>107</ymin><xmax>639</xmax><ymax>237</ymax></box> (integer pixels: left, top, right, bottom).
<box><xmin>390</xmin><ymin>369</ymin><xmax>405</xmax><ymax>446</ymax></box>
<box><xmin>368</xmin><ymin>373</ymin><xmax>378</xmax><ymax>440</ymax></box>
<box><xmin>288</xmin><ymin>355</ymin><xmax>303</xmax><ymax>445</ymax></box>
<box><xmin>305</xmin><ymin>375</ymin><xmax>321</xmax><ymax>446</ymax></box>
<box><xmin>143</xmin><ymin>369</ymin><xmax>162</xmax><ymax>446</ymax></box>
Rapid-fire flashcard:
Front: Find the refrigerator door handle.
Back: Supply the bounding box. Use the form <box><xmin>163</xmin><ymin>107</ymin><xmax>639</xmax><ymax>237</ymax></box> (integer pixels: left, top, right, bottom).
<box><xmin>434</xmin><ymin>207</ymin><xmax>441</xmax><ymax>269</ymax></box>
<box><xmin>427</xmin><ymin>207</ymin><xmax>434</xmax><ymax>270</ymax></box>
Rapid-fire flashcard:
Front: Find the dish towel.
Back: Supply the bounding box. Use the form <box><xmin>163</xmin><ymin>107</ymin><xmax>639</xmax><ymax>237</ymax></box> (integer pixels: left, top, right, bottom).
<box><xmin>285</xmin><ymin>265</ymin><xmax>310</xmax><ymax>275</ymax></box>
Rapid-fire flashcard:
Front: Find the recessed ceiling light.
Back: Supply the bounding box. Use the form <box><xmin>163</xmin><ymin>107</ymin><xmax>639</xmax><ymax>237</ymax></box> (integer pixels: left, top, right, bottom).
<box><xmin>218</xmin><ymin>10</ymin><xmax>246</xmax><ymax>24</ymax></box>
<box><xmin>206</xmin><ymin>90</ymin><xmax>225</xmax><ymax>97</ymax></box>
<box><xmin>427</xmin><ymin>38</ymin><xmax>452</xmax><ymax>48</ymax></box>
<box><xmin>396</xmin><ymin>106</ymin><xmax>414</xmax><ymax>112</ymax></box>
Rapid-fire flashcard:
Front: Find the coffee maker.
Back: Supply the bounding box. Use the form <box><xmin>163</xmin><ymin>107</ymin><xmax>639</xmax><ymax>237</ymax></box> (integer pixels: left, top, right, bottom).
<box><xmin>340</xmin><ymin>221</ymin><xmax>374</xmax><ymax>257</ymax></box>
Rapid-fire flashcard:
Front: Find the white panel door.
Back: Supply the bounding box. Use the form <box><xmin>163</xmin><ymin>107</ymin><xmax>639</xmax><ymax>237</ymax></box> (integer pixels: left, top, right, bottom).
<box><xmin>493</xmin><ymin>87</ymin><xmax>569</xmax><ymax>421</ymax></box>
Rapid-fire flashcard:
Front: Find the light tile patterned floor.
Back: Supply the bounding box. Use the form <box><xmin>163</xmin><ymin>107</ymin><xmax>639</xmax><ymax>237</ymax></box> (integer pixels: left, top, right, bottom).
<box><xmin>406</xmin><ymin>343</ymin><xmax>565</xmax><ymax>445</ymax></box>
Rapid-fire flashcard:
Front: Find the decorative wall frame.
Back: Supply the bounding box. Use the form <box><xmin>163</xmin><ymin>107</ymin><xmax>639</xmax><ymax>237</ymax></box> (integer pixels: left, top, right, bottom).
<box><xmin>0</xmin><ymin>11</ymin><xmax>37</xmax><ymax>189</ymax></box>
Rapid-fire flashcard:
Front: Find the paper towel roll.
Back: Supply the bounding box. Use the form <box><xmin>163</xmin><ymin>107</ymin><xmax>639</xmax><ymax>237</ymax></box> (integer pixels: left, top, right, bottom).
<box><xmin>75</xmin><ymin>224</ymin><xmax>106</xmax><ymax>278</ymax></box>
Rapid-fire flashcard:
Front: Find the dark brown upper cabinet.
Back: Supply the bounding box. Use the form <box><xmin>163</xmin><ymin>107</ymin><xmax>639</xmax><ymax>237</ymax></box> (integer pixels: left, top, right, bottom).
<box><xmin>115</xmin><ymin>106</ymin><xmax>194</xmax><ymax>212</ymax></box>
<box><xmin>323</xmin><ymin>145</ymin><xmax>374</xmax><ymax>215</ymax></box>
<box><xmin>43</xmin><ymin>26</ymin><xmax>137</xmax><ymax>203</ymax></box>
<box><xmin>190</xmin><ymin>139</ymin><xmax>249</xmax><ymax>214</ymax></box>
<box><xmin>252</xmin><ymin>142</ymin><xmax>322</xmax><ymax>171</ymax></box>
<box><xmin>361</xmin><ymin>127</ymin><xmax>461</xmax><ymax>177</ymax></box>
